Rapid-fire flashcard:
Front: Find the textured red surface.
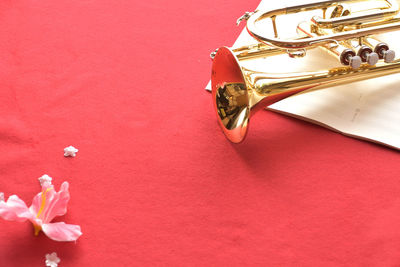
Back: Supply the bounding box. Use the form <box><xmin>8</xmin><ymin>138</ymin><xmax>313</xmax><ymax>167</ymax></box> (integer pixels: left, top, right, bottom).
<box><xmin>0</xmin><ymin>0</ymin><xmax>399</xmax><ymax>266</ymax></box>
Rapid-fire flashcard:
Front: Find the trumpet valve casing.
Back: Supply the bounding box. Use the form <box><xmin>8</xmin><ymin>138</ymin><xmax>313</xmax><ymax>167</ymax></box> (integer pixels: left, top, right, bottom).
<box><xmin>357</xmin><ymin>45</ymin><xmax>379</xmax><ymax>65</ymax></box>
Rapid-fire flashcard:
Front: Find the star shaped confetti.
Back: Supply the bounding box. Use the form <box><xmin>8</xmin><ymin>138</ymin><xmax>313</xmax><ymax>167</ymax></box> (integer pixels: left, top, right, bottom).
<box><xmin>38</xmin><ymin>174</ymin><xmax>52</xmax><ymax>186</ymax></box>
<box><xmin>64</xmin><ymin>146</ymin><xmax>78</xmax><ymax>157</ymax></box>
<box><xmin>45</xmin><ymin>252</ymin><xmax>60</xmax><ymax>267</ymax></box>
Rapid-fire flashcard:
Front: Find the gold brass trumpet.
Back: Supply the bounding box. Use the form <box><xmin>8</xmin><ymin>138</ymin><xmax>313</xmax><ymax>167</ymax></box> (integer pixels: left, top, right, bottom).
<box><xmin>211</xmin><ymin>0</ymin><xmax>400</xmax><ymax>143</ymax></box>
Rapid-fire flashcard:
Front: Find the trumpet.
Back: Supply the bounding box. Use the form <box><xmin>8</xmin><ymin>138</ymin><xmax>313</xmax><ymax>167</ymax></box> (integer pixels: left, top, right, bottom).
<box><xmin>211</xmin><ymin>0</ymin><xmax>400</xmax><ymax>143</ymax></box>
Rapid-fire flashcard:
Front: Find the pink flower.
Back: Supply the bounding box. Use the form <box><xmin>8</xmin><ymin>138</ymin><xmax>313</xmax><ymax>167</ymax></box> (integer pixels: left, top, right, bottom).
<box><xmin>0</xmin><ymin>182</ymin><xmax>82</xmax><ymax>242</ymax></box>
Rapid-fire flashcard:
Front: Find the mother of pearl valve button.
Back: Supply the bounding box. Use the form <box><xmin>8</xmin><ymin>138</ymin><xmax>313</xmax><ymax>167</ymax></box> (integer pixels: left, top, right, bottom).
<box><xmin>384</xmin><ymin>49</ymin><xmax>396</xmax><ymax>63</ymax></box>
<box><xmin>349</xmin><ymin>55</ymin><xmax>362</xmax><ymax>69</ymax></box>
<box><xmin>366</xmin><ymin>52</ymin><xmax>379</xmax><ymax>65</ymax></box>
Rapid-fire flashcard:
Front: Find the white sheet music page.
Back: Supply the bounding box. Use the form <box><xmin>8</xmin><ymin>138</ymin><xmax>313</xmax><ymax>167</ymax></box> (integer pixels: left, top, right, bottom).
<box><xmin>205</xmin><ymin>0</ymin><xmax>400</xmax><ymax>150</ymax></box>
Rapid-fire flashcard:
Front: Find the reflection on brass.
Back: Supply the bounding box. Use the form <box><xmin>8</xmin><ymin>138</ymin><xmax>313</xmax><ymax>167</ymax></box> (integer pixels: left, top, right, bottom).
<box><xmin>216</xmin><ymin>83</ymin><xmax>248</xmax><ymax>131</ymax></box>
<box><xmin>211</xmin><ymin>0</ymin><xmax>400</xmax><ymax>143</ymax></box>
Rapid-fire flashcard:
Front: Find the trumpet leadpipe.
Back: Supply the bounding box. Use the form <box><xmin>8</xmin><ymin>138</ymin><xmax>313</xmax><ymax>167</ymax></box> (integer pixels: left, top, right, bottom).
<box><xmin>234</xmin><ymin>44</ymin><xmax>284</xmax><ymax>61</ymax></box>
<box><xmin>211</xmin><ymin>43</ymin><xmax>287</xmax><ymax>61</ymax></box>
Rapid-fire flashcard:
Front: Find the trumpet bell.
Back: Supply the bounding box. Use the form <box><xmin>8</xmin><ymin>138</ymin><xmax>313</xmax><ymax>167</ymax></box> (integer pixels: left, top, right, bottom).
<box><xmin>211</xmin><ymin>47</ymin><xmax>250</xmax><ymax>143</ymax></box>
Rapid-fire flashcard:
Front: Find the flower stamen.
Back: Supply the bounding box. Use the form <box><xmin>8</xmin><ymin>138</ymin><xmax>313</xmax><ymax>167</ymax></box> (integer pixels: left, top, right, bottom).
<box><xmin>36</xmin><ymin>187</ymin><xmax>53</xmax><ymax>219</ymax></box>
<box><xmin>34</xmin><ymin>224</ymin><xmax>41</xmax><ymax>236</ymax></box>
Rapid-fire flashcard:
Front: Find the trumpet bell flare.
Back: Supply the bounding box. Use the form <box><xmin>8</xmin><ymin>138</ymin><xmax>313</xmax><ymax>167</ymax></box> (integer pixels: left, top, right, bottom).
<box><xmin>211</xmin><ymin>47</ymin><xmax>250</xmax><ymax>143</ymax></box>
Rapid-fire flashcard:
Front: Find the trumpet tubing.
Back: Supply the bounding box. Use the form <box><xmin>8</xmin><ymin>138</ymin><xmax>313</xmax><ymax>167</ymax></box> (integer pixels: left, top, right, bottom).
<box><xmin>211</xmin><ymin>0</ymin><xmax>400</xmax><ymax>143</ymax></box>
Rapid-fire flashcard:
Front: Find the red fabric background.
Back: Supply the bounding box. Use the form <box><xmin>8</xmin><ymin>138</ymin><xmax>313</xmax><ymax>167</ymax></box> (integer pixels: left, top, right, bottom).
<box><xmin>0</xmin><ymin>0</ymin><xmax>399</xmax><ymax>266</ymax></box>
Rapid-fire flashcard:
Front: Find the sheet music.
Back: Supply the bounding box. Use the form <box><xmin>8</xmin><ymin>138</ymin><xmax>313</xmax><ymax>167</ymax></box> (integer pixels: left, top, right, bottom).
<box><xmin>205</xmin><ymin>0</ymin><xmax>400</xmax><ymax>150</ymax></box>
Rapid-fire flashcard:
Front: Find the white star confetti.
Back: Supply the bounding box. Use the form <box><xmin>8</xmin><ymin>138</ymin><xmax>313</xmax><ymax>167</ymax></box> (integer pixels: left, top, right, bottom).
<box><xmin>0</xmin><ymin>192</ymin><xmax>4</xmax><ymax>202</ymax></box>
<box><xmin>64</xmin><ymin>146</ymin><xmax>78</xmax><ymax>157</ymax></box>
<box><xmin>38</xmin><ymin>174</ymin><xmax>52</xmax><ymax>186</ymax></box>
<box><xmin>45</xmin><ymin>252</ymin><xmax>60</xmax><ymax>267</ymax></box>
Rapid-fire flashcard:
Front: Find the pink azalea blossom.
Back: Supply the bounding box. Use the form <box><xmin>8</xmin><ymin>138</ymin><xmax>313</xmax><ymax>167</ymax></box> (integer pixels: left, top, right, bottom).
<box><xmin>0</xmin><ymin>182</ymin><xmax>82</xmax><ymax>242</ymax></box>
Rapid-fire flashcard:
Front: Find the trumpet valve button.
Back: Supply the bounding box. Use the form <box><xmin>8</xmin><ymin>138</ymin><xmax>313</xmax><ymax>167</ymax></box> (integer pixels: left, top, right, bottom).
<box><xmin>341</xmin><ymin>49</ymin><xmax>356</xmax><ymax>66</ymax></box>
<box><xmin>374</xmin><ymin>43</ymin><xmax>389</xmax><ymax>59</ymax></box>
<box><xmin>384</xmin><ymin>49</ymin><xmax>396</xmax><ymax>63</ymax></box>
<box><xmin>349</xmin><ymin>56</ymin><xmax>362</xmax><ymax>69</ymax></box>
<box><xmin>367</xmin><ymin>52</ymin><xmax>379</xmax><ymax>65</ymax></box>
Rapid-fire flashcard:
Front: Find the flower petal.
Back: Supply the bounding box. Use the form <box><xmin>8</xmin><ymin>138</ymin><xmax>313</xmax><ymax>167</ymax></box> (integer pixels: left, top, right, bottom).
<box><xmin>42</xmin><ymin>222</ymin><xmax>82</xmax><ymax>242</ymax></box>
<box><xmin>30</xmin><ymin>182</ymin><xmax>55</xmax><ymax>216</ymax></box>
<box><xmin>42</xmin><ymin>182</ymin><xmax>70</xmax><ymax>222</ymax></box>
<box><xmin>30</xmin><ymin>182</ymin><xmax>70</xmax><ymax>223</ymax></box>
<box><xmin>0</xmin><ymin>195</ymin><xmax>35</xmax><ymax>222</ymax></box>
